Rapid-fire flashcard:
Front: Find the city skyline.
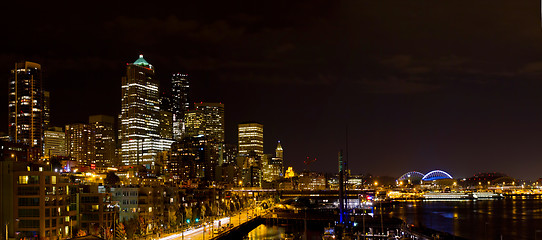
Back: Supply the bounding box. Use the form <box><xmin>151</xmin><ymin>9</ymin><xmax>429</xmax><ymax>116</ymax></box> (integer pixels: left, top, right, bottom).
<box><xmin>3</xmin><ymin>0</ymin><xmax>542</xmax><ymax>179</ymax></box>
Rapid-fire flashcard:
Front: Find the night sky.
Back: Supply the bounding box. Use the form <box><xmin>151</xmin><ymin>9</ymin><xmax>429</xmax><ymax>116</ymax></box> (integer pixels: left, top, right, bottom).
<box><xmin>2</xmin><ymin>0</ymin><xmax>542</xmax><ymax>180</ymax></box>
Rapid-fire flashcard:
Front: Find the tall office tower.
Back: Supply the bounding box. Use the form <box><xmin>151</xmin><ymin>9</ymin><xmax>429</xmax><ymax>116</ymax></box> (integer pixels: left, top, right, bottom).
<box><xmin>238</xmin><ymin>122</ymin><xmax>264</xmax><ymax>156</ymax></box>
<box><xmin>185</xmin><ymin>102</ymin><xmax>224</xmax><ymax>142</ymax></box>
<box><xmin>8</xmin><ymin>61</ymin><xmax>44</xmax><ymax>155</ymax></box>
<box><xmin>44</xmin><ymin>127</ymin><xmax>67</xmax><ymax>158</ymax></box>
<box><xmin>66</xmin><ymin>123</ymin><xmax>95</xmax><ymax>166</ymax></box>
<box><xmin>89</xmin><ymin>115</ymin><xmax>116</xmax><ymax>168</ymax></box>
<box><xmin>182</xmin><ymin>102</ymin><xmax>224</xmax><ymax>183</ymax></box>
<box><xmin>121</xmin><ymin>55</ymin><xmax>171</xmax><ymax>168</ymax></box>
<box><xmin>159</xmin><ymin>110</ymin><xmax>173</xmax><ymax>139</ymax></box>
<box><xmin>171</xmin><ymin>74</ymin><xmax>189</xmax><ymax>139</ymax></box>
<box><xmin>43</xmin><ymin>90</ymin><xmax>50</xmax><ymax>129</ymax></box>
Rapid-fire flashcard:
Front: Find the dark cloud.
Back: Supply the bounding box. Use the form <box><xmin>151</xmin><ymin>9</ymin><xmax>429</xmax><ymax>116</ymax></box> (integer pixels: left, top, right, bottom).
<box><xmin>2</xmin><ymin>0</ymin><xmax>542</xmax><ymax>179</ymax></box>
<box><xmin>358</xmin><ymin>76</ymin><xmax>441</xmax><ymax>94</ymax></box>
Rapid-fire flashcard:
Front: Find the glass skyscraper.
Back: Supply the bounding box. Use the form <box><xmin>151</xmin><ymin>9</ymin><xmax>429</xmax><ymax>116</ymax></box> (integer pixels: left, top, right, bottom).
<box><xmin>8</xmin><ymin>61</ymin><xmax>44</xmax><ymax>157</ymax></box>
<box><xmin>171</xmin><ymin>73</ymin><xmax>189</xmax><ymax>139</ymax></box>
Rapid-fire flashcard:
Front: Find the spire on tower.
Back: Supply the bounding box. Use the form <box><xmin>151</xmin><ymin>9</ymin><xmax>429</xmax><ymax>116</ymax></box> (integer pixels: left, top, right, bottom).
<box><xmin>275</xmin><ymin>141</ymin><xmax>283</xmax><ymax>159</ymax></box>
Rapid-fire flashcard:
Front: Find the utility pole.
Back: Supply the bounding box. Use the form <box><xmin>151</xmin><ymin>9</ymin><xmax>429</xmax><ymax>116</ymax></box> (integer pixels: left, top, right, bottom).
<box><xmin>338</xmin><ymin>150</ymin><xmax>345</xmax><ymax>223</ymax></box>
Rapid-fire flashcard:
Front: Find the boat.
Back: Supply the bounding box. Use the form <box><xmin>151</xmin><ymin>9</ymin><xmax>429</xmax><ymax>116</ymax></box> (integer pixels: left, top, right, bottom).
<box><xmin>423</xmin><ymin>191</ymin><xmax>504</xmax><ymax>200</ymax></box>
<box><xmin>423</xmin><ymin>192</ymin><xmax>471</xmax><ymax>200</ymax></box>
<box><xmin>472</xmin><ymin>192</ymin><xmax>503</xmax><ymax>199</ymax></box>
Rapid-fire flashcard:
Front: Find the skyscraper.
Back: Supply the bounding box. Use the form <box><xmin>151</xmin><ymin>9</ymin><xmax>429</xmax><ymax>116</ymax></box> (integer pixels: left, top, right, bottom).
<box><xmin>8</xmin><ymin>61</ymin><xmax>44</xmax><ymax>155</ymax></box>
<box><xmin>183</xmin><ymin>102</ymin><xmax>224</xmax><ymax>183</ymax></box>
<box><xmin>185</xmin><ymin>102</ymin><xmax>225</xmax><ymax>142</ymax></box>
<box><xmin>43</xmin><ymin>90</ymin><xmax>50</xmax><ymax>129</ymax></box>
<box><xmin>44</xmin><ymin>127</ymin><xmax>67</xmax><ymax>158</ymax></box>
<box><xmin>159</xmin><ymin>110</ymin><xmax>174</xmax><ymax>139</ymax></box>
<box><xmin>89</xmin><ymin>115</ymin><xmax>116</xmax><ymax>167</ymax></box>
<box><xmin>66</xmin><ymin>123</ymin><xmax>95</xmax><ymax>165</ymax></box>
<box><xmin>238</xmin><ymin>122</ymin><xmax>264</xmax><ymax>156</ymax></box>
<box><xmin>120</xmin><ymin>55</ymin><xmax>172</xmax><ymax>168</ymax></box>
<box><xmin>171</xmin><ymin>74</ymin><xmax>190</xmax><ymax>119</ymax></box>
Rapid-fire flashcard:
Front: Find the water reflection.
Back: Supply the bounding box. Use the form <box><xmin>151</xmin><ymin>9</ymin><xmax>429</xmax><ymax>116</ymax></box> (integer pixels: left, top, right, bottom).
<box><xmin>391</xmin><ymin>196</ymin><xmax>542</xmax><ymax>240</ymax></box>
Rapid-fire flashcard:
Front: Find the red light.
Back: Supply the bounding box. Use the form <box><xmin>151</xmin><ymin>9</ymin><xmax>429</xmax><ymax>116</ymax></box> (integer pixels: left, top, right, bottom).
<box><xmin>91</xmin><ymin>163</ymin><xmax>96</xmax><ymax>170</ymax></box>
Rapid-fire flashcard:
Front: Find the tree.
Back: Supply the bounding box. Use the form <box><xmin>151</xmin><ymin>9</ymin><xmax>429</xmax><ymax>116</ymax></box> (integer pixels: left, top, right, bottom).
<box><xmin>104</xmin><ymin>171</ymin><xmax>121</xmax><ymax>185</ymax></box>
<box><xmin>124</xmin><ymin>218</ymin><xmax>138</xmax><ymax>239</ymax></box>
<box><xmin>185</xmin><ymin>206</ymin><xmax>193</xmax><ymax>224</ymax></box>
<box><xmin>115</xmin><ymin>222</ymin><xmax>127</xmax><ymax>240</ymax></box>
<box><xmin>138</xmin><ymin>216</ymin><xmax>147</xmax><ymax>235</ymax></box>
<box><xmin>77</xmin><ymin>229</ymin><xmax>87</xmax><ymax>237</ymax></box>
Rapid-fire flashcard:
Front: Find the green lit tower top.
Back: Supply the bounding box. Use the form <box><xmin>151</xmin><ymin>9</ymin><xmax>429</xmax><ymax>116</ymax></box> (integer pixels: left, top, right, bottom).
<box><xmin>120</xmin><ymin>55</ymin><xmax>161</xmax><ymax>168</ymax></box>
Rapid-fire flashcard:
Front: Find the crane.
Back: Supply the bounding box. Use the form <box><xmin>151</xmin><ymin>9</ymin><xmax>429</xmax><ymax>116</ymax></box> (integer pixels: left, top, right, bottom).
<box><xmin>304</xmin><ymin>157</ymin><xmax>317</xmax><ymax>171</ymax></box>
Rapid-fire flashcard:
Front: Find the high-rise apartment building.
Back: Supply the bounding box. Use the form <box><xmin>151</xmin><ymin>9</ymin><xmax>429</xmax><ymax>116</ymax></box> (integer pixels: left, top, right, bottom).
<box><xmin>44</xmin><ymin>127</ymin><xmax>67</xmax><ymax>158</ymax></box>
<box><xmin>238</xmin><ymin>122</ymin><xmax>264</xmax><ymax>156</ymax></box>
<box><xmin>66</xmin><ymin>123</ymin><xmax>95</xmax><ymax>166</ymax></box>
<box><xmin>8</xmin><ymin>61</ymin><xmax>44</xmax><ymax>155</ymax></box>
<box><xmin>120</xmin><ymin>55</ymin><xmax>173</xmax><ymax>168</ymax></box>
<box><xmin>89</xmin><ymin>115</ymin><xmax>116</xmax><ymax>168</ymax></box>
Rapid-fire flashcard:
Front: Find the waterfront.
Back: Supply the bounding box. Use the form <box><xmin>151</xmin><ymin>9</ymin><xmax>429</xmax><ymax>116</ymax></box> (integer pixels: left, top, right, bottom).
<box><xmin>390</xmin><ymin>196</ymin><xmax>542</xmax><ymax>240</ymax></box>
<box><xmin>244</xmin><ymin>223</ymin><xmax>324</xmax><ymax>240</ymax></box>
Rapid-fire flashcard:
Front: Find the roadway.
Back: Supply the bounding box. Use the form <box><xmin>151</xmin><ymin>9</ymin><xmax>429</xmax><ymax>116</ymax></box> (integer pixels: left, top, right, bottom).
<box><xmin>158</xmin><ymin>208</ymin><xmax>264</xmax><ymax>240</ymax></box>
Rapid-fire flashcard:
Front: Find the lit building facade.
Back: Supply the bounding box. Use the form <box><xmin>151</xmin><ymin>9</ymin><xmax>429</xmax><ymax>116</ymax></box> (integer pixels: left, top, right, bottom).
<box><xmin>159</xmin><ymin>110</ymin><xmax>174</xmax><ymax>139</ymax></box>
<box><xmin>183</xmin><ymin>103</ymin><xmax>224</xmax><ymax>183</ymax></box>
<box><xmin>8</xmin><ymin>61</ymin><xmax>44</xmax><ymax>156</ymax></box>
<box><xmin>168</xmin><ymin>136</ymin><xmax>208</xmax><ymax>185</ymax></box>
<box><xmin>44</xmin><ymin>127</ymin><xmax>67</xmax><ymax>158</ymax></box>
<box><xmin>89</xmin><ymin>115</ymin><xmax>116</xmax><ymax>168</ymax></box>
<box><xmin>171</xmin><ymin>73</ymin><xmax>189</xmax><ymax>139</ymax></box>
<box><xmin>262</xmin><ymin>142</ymin><xmax>284</xmax><ymax>182</ymax></box>
<box><xmin>79</xmin><ymin>185</ymin><xmax>116</xmax><ymax>236</ymax></box>
<box><xmin>43</xmin><ymin>90</ymin><xmax>50</xmax><ymax>129</ymax></box>
<box><xmin>264</xmin><ymin>141</ymin><xmax>284</xmax><ymax>181</ymax></box>
<box><xmin>120</xmin><ymin>55</ymin><xmax>169</xmax><ymax>168</ymax></box>
<box><xmin>185</xmin><ymin>102</ymin><xmax>224</xmax><ymax>142</ymax></box>
<box><xmin>298</xmin><ymin>172</ymin><xmax>327</xmax><ymax>190</ymax></box>
<box><xmin>66</xmin><ymin>123</ymin><xmax>95</xmax><ymax>166</ymax></box>
<box><xmin>1</xmin><ymin>165</ymin><xmax>73</xmax><ymax>240</ymax></box>
<box><xmin>238</xmin><ymin>122</ymin><xmax>263</xmax><ymax>156</ymax></box>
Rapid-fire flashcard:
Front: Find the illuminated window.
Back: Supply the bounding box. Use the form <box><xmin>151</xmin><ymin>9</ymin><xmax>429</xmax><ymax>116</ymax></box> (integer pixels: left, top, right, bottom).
<box><xmin>19</xmin><ymin>176</ymin><xmax>29</xmax><ymax>184</ymax></box>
